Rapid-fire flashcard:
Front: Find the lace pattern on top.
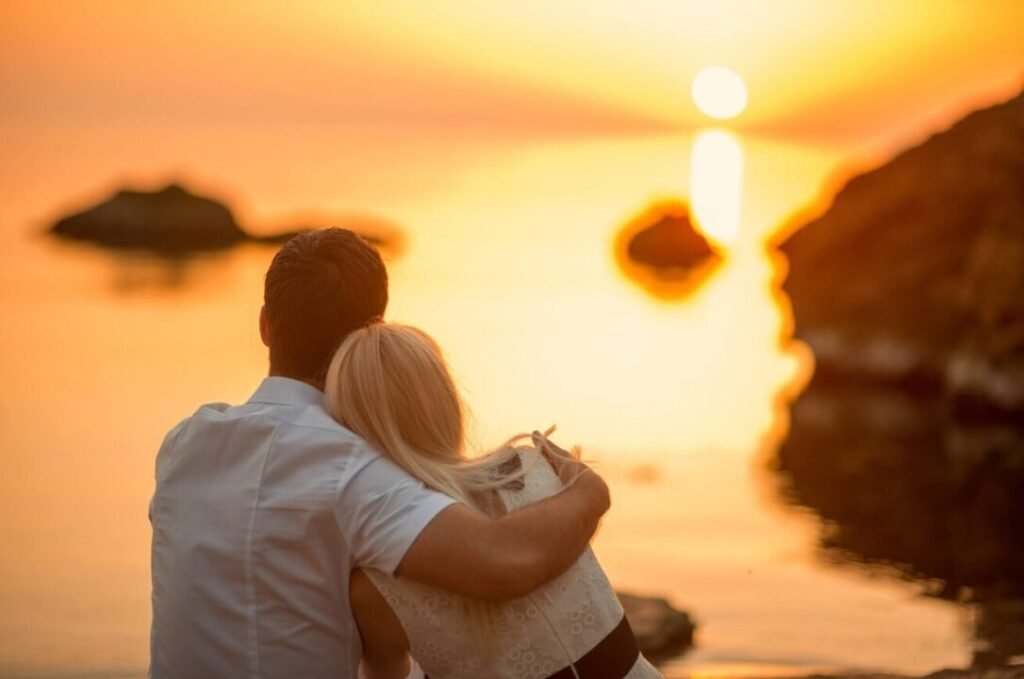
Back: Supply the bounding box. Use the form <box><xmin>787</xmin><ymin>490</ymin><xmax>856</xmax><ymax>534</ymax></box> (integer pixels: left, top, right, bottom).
<box><xmin>364</xmin><ymin>443</ymin><xmax>661</xmax><ymax>679</ymax></box>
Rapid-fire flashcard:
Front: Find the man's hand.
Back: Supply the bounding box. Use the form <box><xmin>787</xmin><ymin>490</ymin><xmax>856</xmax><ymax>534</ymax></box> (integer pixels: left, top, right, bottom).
<box><xmin>532</xmin><ymin>429</ymin><xmax>592</xmax><ymax>489</ymax></box>
<box><xmin>396</xmin><ymin>445</ymin><xmax>612</xmax><ymax>600</ymax></box>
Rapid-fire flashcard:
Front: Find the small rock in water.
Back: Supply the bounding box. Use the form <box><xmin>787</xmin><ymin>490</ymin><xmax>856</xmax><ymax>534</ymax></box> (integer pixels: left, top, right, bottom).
<box><xmin>616</xmin><ymin>591</ymin><xmax>696</xmax><ymax>659</ymax></box>
<box><xmin>624</xmin><ymin>201</ymin><xmax>717</xmax><ymax>271</ymax></box>
<box><xmin>614</xmin><ymin>200</ymin><xmax>720</xmax><ymax>300</ymax></box>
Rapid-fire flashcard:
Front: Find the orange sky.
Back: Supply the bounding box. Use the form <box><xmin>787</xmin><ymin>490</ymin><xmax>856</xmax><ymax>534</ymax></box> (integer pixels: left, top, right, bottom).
<box><xmin>1</xmin><ymin>1</ymin><xmax>1022</xmax><ymax>144</ymax></box>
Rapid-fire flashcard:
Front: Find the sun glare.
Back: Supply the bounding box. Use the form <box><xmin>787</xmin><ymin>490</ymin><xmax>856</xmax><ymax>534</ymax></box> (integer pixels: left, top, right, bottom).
<box><xmin>691</xmin><ymin>129</ymin><xmax>743</xmax><ymax>245</ymax></box>
<box><xmin>692</xmin><ymin>66</ymin><xmax>749</xmax><ymax>120</ymax></box>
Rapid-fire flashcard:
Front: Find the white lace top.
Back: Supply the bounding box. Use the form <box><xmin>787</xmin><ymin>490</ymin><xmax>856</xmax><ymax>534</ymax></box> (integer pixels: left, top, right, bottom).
<box><xmin>365</xmin><ymin>448</ymin><xmax>662</xmax><ymax>679</ymax></box>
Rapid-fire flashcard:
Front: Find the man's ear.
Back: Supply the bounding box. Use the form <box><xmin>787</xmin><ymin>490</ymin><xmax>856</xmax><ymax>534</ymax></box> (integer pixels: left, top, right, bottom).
<box><xmin>259</xmin><ymin>305</ymin><xmax>271</xmax><ymax>348</ymax></box>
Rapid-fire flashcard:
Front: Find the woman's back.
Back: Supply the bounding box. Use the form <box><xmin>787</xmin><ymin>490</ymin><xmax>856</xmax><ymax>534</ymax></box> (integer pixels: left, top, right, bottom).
<box><xmin>364</xmin><ymin>448</ymin><xmax>660</xmax><ymax>679</ymax></box>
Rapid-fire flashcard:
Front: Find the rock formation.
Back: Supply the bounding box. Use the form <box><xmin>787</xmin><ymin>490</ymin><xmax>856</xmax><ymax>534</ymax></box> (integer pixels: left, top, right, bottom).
<box><xmin>777</xmin><ymin>90</ymin><xmax>1024</xmax><ymax>669</ymax></box>
<box><xmin>779</xmin><ymin>91</ymin><xmax>1024</xmax><ymax>414</ymax></box>
<box><xmin>49</xmin><ymin>182</ymin><xmax>399</xmax><ymax>255</ymax></box>
<box><xmin>616</xmin><ymin>591</ymin><xmax>696</xmax><ymax>660</ymax></box>
<box><xmin>615</xmin><ymin>200</ymin><xmax>720</xmax><ymax>299</ymax></box>
<box><xmin>625</xmin><ymin>202</ymin><xmax>716</xmax><ymax>270</ymax></box>
<box><xmin>51</xmin><ymin>184</ymin><xmax>252</xmax><ymax>252</ymax></box>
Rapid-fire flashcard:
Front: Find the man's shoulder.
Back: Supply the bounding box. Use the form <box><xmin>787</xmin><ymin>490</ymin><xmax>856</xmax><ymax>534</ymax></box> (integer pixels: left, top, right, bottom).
<box><xmin>290</xmin><ymin>405</ymin><xmax>357</xmax><ymax>436</ymax></box>
<box><xmin>157</xmin><ymin>400</ymin><xmax>382</xmax><ymax>480</ymax></box>
<box><xmin>207</xmin><ymin>400</ymin><xmax>366</xmax><ymax>440</ymax></box>
<box><xmin>165</xmin><ymin>399</ymin><xmax>371</xmax><ymax>452</ymax></box>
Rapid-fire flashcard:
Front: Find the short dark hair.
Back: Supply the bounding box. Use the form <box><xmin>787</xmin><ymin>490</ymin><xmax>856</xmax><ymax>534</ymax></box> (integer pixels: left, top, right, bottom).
<box><xmin>264</xmin><ymin>228</ymin><xmax>388</xmax><ymax>384</ymax></box>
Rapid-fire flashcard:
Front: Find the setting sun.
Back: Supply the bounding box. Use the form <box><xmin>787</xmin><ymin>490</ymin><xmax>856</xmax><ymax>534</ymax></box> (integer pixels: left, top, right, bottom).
<box><xmin>692</xmin><ymin>66</ymin><xmax>749</xmax><ymax>120</ymax></box>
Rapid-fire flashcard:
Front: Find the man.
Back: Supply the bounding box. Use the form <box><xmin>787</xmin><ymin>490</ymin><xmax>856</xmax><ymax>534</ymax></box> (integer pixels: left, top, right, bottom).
<box><xmin>149</xmin><ymin>228</ymin><xmax>610</xmax><ymax>678</ymax></box>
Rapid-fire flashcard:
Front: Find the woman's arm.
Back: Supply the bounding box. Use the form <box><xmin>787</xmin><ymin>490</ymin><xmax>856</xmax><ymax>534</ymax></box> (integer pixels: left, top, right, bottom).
<box><xmin>351</xmin><ymin>569</ymin><xmax>412</xmax><ymax>679</ymax></box>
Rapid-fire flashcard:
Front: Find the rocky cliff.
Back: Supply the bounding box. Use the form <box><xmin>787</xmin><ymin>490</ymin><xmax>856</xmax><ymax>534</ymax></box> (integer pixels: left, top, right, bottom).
<box><xmin>780</xmin><ymin>91</ymin><xmax>1024</xmax><ymax>414</ymax></box>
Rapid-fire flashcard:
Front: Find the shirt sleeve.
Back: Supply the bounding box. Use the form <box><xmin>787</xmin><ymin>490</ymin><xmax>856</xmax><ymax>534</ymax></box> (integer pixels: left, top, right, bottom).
<box><xmin>337</xmin><ymin>453</ymin><xmax>457</xmax><ymax>575</ymax></box>
<box><xmin>149</xmin><ymin>417</ymin><xmax>190</xmax><ymax>523</ymax></box>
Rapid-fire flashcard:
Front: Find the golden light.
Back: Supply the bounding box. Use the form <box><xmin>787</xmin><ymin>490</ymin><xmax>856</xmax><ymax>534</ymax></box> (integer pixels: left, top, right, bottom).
<box><xmin>691</xmin><ymin>66</ymin><xmax>749</xmax><ymax>120</ymax></box>
<box><xmin>690</xmin><ymin>128</ymin><xmax>744</xmax><ymax>245</ymax></box>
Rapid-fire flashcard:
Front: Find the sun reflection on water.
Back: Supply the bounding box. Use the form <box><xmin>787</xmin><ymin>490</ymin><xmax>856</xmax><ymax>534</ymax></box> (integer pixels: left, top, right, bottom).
<box><xmin>690</xmin><ymin>129</ymin><xmax>744</xmax><ymax>247</ymax></box>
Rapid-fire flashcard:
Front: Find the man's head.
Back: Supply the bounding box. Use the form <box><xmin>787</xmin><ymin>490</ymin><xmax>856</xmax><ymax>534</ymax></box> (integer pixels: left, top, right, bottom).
<box><xmin>261</xmin><ymin>228</ymin><xmax>388</xmax><ymax>387</ymax></box>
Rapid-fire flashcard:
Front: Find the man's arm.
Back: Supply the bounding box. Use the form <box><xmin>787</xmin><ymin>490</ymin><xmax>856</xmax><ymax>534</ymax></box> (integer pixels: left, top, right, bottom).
<box><xmin>395</xmin><ymin>469</ymin><xmax>610</xmax><ymax>601</ymax></box>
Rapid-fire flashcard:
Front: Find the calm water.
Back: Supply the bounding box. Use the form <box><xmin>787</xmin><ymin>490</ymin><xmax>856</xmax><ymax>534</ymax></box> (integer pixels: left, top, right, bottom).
<box><xmin>0</xmin><ymin>121</ymin><xmax>971</xmax><ymax>677</ymax></box>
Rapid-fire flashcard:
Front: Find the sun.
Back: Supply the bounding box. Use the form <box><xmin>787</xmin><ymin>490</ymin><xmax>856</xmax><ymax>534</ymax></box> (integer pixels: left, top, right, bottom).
<box><xmin>691</xmin><ymin>66</ymin><xmax>748</xmax><ymax>120</ymax></box>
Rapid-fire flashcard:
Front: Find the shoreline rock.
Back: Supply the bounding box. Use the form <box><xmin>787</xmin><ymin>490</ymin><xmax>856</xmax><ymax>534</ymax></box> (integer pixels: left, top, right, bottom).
<box><xmin>616</xmin><ymin>591</ymin><xmax>696</xmax><ymax>660</ymax></box>
<box><xmin>776</xmin><ymin>90</ymin><xmax>1024</xmax><ymax>668</ymax></box>
<box><xmin>779</xmin><ymin>90</ymin><xmax>1024</xmax><ymax>415</ymax></box>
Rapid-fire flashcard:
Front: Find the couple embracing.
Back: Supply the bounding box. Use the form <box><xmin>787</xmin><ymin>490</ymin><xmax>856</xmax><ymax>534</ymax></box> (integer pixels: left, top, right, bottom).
<box><xmin>149</xmin><ymin>228</ymin><xmax>661</xmax><ymax>678</ymax></box>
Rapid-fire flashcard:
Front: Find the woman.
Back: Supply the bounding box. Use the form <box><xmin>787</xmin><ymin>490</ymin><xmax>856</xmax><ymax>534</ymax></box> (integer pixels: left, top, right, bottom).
<box><xmin>324</xmin><ymin>321</ymin><xmax>661</xmax><ymax>679</ymax></box>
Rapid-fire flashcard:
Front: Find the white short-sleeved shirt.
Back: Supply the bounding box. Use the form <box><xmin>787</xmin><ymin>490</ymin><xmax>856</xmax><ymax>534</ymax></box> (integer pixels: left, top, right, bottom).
<box><xmin>149</xmin><ymin>377</ymin><xmax>455</xmax><ymax>679</ymax></box>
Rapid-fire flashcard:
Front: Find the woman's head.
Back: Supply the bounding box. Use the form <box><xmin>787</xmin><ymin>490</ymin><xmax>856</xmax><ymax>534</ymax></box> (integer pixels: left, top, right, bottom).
<box><xmin>326</xmin><ymin>320</ymin><xmax>544</xmax><ymax>521</ymax></box>
<box><xmin>325</xmin><ymin>323</ymin><xmax>468</xmax><ymax>486</ymax></box>
<box><xmin>326</xmin><ymin>323</ymin><xmax>566</xmax><ymax>650</ymax></box>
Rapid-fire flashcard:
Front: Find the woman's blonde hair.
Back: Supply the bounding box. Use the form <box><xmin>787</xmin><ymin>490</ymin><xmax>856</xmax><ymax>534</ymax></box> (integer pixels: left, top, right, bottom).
<box><xmin>325</xmin><ymin>322</ymin><xmax>542</xmax><ymax>517</ymax></box>
<box><xmin>324</xmin><ymin>322</ymin><xmax>554</xmax><ymax>657</ymax></box>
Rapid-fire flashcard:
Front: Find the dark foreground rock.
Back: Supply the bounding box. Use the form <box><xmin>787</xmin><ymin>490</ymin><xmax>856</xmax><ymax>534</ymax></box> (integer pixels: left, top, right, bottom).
<box><xmin>776</xmin><ymin>90</ymin><xmax>1024</xmax><ymax>671</ymax></box>
<box><xmin>615</xmin><ymin>200</ymin><xmax>720</xmax><ymax>299</ymax></box>
<box><xmin>779</xmin><ymin>91</ymin><xmax>1024</xmax><ymax>414</ymax></box>
<box><xmin>616</xmin><ymin>591</ymin><xmax>696</xmax><ymax>660</ymax></box>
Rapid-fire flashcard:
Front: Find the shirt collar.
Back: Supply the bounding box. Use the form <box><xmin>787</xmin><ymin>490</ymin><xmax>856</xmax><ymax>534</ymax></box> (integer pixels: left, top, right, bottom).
<box><xmin>247</xmin><ymin>376</ymin><xmax>324</xmax><ymax>407</ymax></box>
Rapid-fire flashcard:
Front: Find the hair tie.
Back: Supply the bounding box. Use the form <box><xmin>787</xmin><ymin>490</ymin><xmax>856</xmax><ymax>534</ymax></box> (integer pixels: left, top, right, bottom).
<box><xmin>363</xmin><ymin>315</ymin><xmax>384</xmax><ymax>328</ymax></box>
